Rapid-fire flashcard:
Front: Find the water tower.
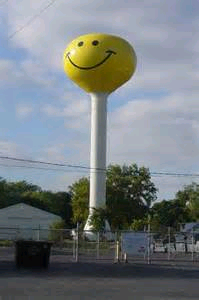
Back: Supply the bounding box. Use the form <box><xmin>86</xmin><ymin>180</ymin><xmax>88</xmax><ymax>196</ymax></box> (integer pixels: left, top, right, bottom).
<box><xmin>63</xmin><ymin>33</ymin><xmax>137</xmax><ymax>235</ymax></box>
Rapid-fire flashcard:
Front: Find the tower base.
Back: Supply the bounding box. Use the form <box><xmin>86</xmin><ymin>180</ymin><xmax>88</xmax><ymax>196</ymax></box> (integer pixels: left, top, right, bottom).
<box><xmin>83</xmin><ymin>215</ymin><xmax>114</xmax><ymax>241</ymax></box>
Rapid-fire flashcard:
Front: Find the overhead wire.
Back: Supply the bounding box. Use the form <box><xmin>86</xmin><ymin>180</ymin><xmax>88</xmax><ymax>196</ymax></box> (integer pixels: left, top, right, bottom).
<box><xmin>6</xmin><ymin>0</ymin><xmax>65</xmax><ymax>90</ymax></box>
<box><xmin>0</xmin><ymin>155</ymin><xmax>199</xmax><ymax>178</ymax></box>
<box><xmin>0</xmin><ymin>163</ymin><xmax>90</xmax><ymax>173</ymax></box>
<box><xmin>8</xmin><ymin>0</ymin><xmax>59</xmax><ymax>39</ymax></box>
<box><xmin>0</xmin><ymin>155</ymin><xmax>97</xmax><ymax>170</ymax></box>
<box><xmin>5</xmin><ymin>0</ymin><xmax>81</xmax><ymax>121</ymax></box>
<box><xmin>151</xmin><ymin>172</ymin><xmax>199</xmax><ymax>177</ymax></box>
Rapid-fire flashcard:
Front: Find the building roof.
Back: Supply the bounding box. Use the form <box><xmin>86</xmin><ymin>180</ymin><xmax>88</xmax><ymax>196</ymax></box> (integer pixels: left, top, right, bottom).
<box><xmin>0</xmin><ymin>203</ymin><xmax>62</xmax><ymax>220</ymax></box>
<box><xmin>181</xmin><ymin>222</ymin><xmax>199</xmax><ymax>233</ymax></box>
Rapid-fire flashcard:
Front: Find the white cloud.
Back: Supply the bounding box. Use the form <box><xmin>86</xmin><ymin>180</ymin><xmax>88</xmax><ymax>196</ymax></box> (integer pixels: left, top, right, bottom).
<box><xmin>0</xmin><ymin>59</ymin><xmax>22</xmax><ymax>85</ymax></box>
<box><xmin>108</xmin><ymin>92</ymin><xmax>199</xmax><ymax>172</ymax></box>
<box><xmin>0</xmin><ymin>58</ymin><xmax>58</xmax><ymax>89</ymax></box>
<box><xmin>0</xmin><ymin>140</ymin><xmax>38</xmax><ymax>161</ymax></box>
<box><xmin>16</xmin><ymin>104</ymin><xmax>33</xmax><ymax>119</ymax></box>
<box><xmin>41</xmin><ymin>143</ymin><xmax>66</xmax><ymax>162</ymax></box>
<box><xmin>20</xmin><ymin>59</ymin><xmax>58</xmax><ymax>88</ymax></box>
<box><xmin>0</xmin><ymin>140</ymin><xmax>33</xmax><ymax>171</ymax></box>
<box><xmin>42</xmin><ymin>94</ymin><xmax>90</xmax><ymax>130</ymax></box>
<box><xmin>0</xmin><ymin>141</ymin><xmax>19</xmax><ymax>156</ymax></box>
<box><xmin>152</xmin><ymin>176</ymin><xmax>194</xmax><ymax>201</ymax></box>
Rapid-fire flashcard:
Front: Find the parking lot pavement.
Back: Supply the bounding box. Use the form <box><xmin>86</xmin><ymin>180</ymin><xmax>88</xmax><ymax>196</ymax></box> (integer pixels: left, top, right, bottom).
<box><xmin>0</xmin><ymin>261</ymin><xmax>199</xmax><ymax>299</ymax></box>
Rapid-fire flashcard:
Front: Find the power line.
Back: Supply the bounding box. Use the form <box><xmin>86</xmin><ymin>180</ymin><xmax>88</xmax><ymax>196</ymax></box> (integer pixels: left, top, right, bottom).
<box><xmin>9</xmin><ymin>0</ymin><xmax>59</xmax><ymax>39</ymax></box>
<box><xmin>0</xmin><ymin>156</ymin><xmax>106</xmax><ymax>173</ymax></box>
<box><xmin>0</xmin><ymin>155</ymin><xmax>99</xmax><ymax>170</ymax></box>
<box><xmin>0</xmin><ymin>163</ymin><xmax>89</xmax><ymax>173</ymax></box>
<box><xmin>0</xmin><ymin>155</ymin><xmax>199</xmax><ymax>177</ymax></box>
<box><xmin>151</xmin><ymin>172</ymin><xmax>199</xmax><ymax>177</ymax></box>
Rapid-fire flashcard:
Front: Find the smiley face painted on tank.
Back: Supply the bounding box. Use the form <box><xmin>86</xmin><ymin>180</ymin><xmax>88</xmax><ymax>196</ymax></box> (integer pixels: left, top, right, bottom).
<box><xmin>63</xmin><ymin>33</ymin><xmax>137</xmax><ymax>93</ymax></box>
<box><xmin>66</xmin><ymin>39</ymin><xmax>117</xmax><ymax>70</ymax></box>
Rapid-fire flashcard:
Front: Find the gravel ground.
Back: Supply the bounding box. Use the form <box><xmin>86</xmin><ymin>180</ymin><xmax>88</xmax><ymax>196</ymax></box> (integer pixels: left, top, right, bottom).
<box><xmin>0</xmin><ymin>247</ymin><xmax>199</xmax><ymax>299</ymax></box>
<box><xmin>0</xmin><ymin>259</ymin><xmax>199</xmax><ymax>299</ymax></box>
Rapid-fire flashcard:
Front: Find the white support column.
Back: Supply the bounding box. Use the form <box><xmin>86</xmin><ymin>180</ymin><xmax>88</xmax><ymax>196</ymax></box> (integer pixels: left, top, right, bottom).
<box><xmin>89</xmin><ymin>92</ymin><xmax>108</xmax><ymax>211</ymax></box>
<box><xmin>84</xmin><ymin>92</ymin><xmax>108</xmax><ymax>232</ymax></box>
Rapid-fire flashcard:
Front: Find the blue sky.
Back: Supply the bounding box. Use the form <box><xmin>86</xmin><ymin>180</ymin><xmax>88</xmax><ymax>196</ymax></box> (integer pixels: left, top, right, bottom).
<box><xmin>0</xmin><ymin>0</ymin><xmax>199</xmax><ymax>200</ymax></box>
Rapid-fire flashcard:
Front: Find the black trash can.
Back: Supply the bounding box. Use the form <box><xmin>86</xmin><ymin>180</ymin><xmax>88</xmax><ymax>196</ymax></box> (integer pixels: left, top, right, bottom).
<box><xmin>15</xmin><ymin>240</ymin><xmax>53</xmax><ymax>269</ymax></box>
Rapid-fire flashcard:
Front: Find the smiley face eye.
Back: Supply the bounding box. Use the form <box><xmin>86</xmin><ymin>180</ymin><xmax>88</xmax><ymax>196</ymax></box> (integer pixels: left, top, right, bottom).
<box><xmin>92</xmin><ymin>40</ymin><xmax>99</xmax><ymax>46</ymax></box>
<box><xmin>78</xmin><ymin>41</ymin><xmax>84</xmax><ymax>47</ymax></box>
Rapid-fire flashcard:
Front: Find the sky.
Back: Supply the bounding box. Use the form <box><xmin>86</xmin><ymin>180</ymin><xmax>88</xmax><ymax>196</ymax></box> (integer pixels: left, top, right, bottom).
<box><xmin>0</xmin><ymin>0</ymin><xmax>199</xmax><ymax>201</ymax></box>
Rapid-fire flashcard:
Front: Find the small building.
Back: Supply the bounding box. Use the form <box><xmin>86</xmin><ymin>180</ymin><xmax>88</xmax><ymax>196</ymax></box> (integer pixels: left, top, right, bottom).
<box><xmin>0</xmin><ymin>203</ymin><xmax>62</xmax><ymax>241</ymax></box>
<box><xmin>180</xmin><ymin>222</ymin><xmax>199</xmax><ymax>234</ymax></box>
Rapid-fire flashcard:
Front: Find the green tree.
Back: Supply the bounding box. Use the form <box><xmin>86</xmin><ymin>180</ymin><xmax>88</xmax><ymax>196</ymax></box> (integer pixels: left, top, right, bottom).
<box><xmin>0</xmin><ymin>179</ymin><xmax>41</xmax><ymax>207</ymax></box>
<box><xmin>175</xmin><ymin>182</ymin><xmax>199</xmax><ymax>221</ymax></box>
<box><xmin>151</xmin><ymin>198</ymin><xmax>191</xmax><ymax>230</ymax></box>
<box><xmin>69</xmin><ymin>177</ymin><xmax>89</xmax><ymax>224</ymax></box>
<box><xmin>89</xmin><ymin>207</ymin><xmax>110</xmax><ymax>231</ymax></box>
<box><xmin>50</xmin><ymin>219</ymin><xmax>66</xmax><ymax>230</ymax></box>
<box><xmin>49</xmin><ymin>192</ymin><xmax>72</xmax><ymax>227</ymax></box>
<box><xmin>70</xmin><ymin>164</ymin><xmax>158</xmax><ymax>230</ymax></box>
<box><xmin>130</xmin><ymin>218</ymin><xmax>148</xmax><ymax>231</ymax></box>
<box><xmin>0</xmin><ymin>178</ymin><xmax>7</xmax><ymax>208</ymax></box>
<box><xmin>6</xmin><ymin>180</ymin><xmax>41</xmax><ymax>194</ymax></box>
<box><xmin>106</xmin><ymin>164</ymin><xmax>157</xmax><ymax>229</ymax></box>
<box><xmin>21</xmin><ymin>191</ymin><xmax>50</xmax><ymax>211</ymax></box>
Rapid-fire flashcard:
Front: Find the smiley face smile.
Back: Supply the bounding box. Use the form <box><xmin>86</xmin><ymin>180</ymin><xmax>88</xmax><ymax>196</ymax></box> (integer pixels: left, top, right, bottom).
<box><xmin>66</xmin><ymin>50</ymin><xmax>116</xmax><ymax>70</ymax></box>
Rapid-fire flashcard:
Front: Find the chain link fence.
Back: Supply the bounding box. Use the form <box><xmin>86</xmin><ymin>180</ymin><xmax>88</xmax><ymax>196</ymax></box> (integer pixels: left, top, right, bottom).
<box><xmin>1</xmin><ymin>226</ymin><xmax>199</xmax><ymax>265</ymax></box>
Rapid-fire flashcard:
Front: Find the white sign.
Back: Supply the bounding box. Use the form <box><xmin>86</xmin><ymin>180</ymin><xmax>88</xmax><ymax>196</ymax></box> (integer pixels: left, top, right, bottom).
<box><xmin>121</xmin><ymin>232</ymin><xmax>148</xmax><ymax>256</ymax></box>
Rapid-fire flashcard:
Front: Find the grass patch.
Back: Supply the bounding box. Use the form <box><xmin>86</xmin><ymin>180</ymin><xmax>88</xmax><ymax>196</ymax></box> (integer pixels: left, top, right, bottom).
<box><xmin>0</xmin><ymin>240</ymin><xmax>13</xmax><ymax>247</ymax></box>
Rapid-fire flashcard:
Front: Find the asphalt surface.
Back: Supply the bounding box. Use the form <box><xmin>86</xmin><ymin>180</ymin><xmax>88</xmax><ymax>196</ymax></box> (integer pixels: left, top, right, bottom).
<box><xmin>0</xmin><ymin>260</ymin><xmax>199</xmax><ymax>299</ymax></box>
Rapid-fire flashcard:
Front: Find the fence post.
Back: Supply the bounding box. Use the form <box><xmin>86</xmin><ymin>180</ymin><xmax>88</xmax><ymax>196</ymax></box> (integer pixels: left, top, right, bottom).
<box><xmin>96</xmin><ymin>232</ymin><xmax>100</xmax><ymax>259</ymax></box>
<box><xmin>114</xmin><ymin>240</ymin><xmax>120</xmax><ymax>263</ymax></box>
<box><xmin>73</xmin><ymin>233</ymin><xmax>76</xmax><ymax>259</ymax></box>
<box><xmin>147</xmin><ymin>223</ymin><xmax>151</xmax><ymax>264</ymax></box>
<box><xmin>75</xmin><ymin>223</ymin><xmax>79</xmax><ymax>263</ymax></box>
<box><xmin>192</xmin><ymin>228</ymin><xmax>194</xmax><ymax>262</ymax></box>
<box><xmin>60</xmin><ymin>229</ymin><xmax>64</xmax><ymax>249</ymax></box>
<box><xmin>113</xmin><ymin>232</ymin><xmax>118</xmax><ymax>263</ymax></box>
<box><xmin>16</xmin><ymin>226</ymin><xmax>20</xmax><ymax>240</ymax></box>
<box><xmin>168</xmin><ymin>226</ymin><xmax>171</xmax><ymax>261</ymax></box>
<box><xmin>37</xmin><ymin>225</ymin><xmax>40</xmax><ymax>241</ymax></box>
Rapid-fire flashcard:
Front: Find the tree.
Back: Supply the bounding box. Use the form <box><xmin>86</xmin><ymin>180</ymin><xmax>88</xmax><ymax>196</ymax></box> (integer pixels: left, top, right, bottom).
<box><xmin>89</xmin><ymin>207</ymin><xmax>110</xmax><ymax>232</ymax></box>
<box><xmin>2</xmin><ymin>180</ymin><xmax>41</xmax><ymax>207</ymax></box>
<box><xmin>106</xmin><ymin>164</ymin><xmax>157</xmax><ymax>229</ymax></box>
<box><xmin>130</xmin><ymin>218</ymin><xmax>148</xmax><ymax>231</ymax></box>
<box><xmin>20</xmin><ymin>191</ymin><xmax>51</xmax><ymax>213</ymax></box>
<box><xmin>6</xmin><ymin>180</ymin><xmax>41</xmax><ymax>194</ymax></box>
<box><xmin>0</xmin><ymin>178</ymin><xmax>7</xmax><ymax>208</ymax></box>
<box><xmin>69</xmin><ymin>177</ymin><xmax>89</xmax><ymax>225</ymax></box>
<box><xmin>49</xmin><ymin>192</ymin><xmax>72</xmax><ymax>227</ymax></box>
<box><xmin>175</xmin><ymin>182</ymin><xmax>199</xmax><ymax>221</ymax></box>
<box><xmin>50</xmin><ymin>220</ymin><xmax>66</xmax><ymax>230</ymax></box>
<box><xmin>151</xmin><ymin>199</ymin><xmax>191</xmax><ymax>230</ymax></box>
<box><xmin>70</xmin><ymin>164</ymin><xmax>158</xmax><ymax>230</ymax></box>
